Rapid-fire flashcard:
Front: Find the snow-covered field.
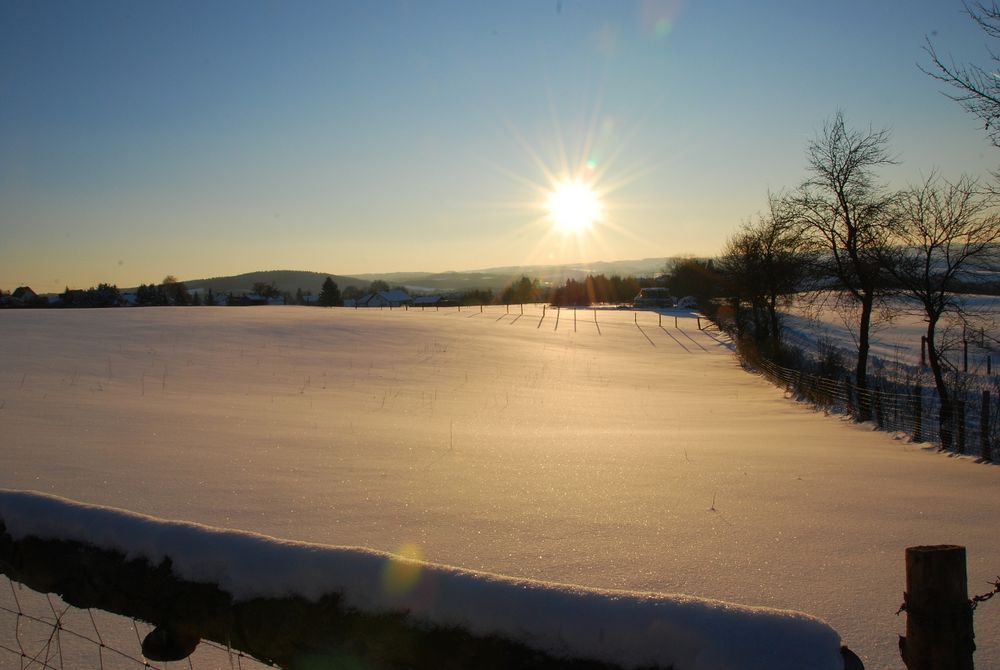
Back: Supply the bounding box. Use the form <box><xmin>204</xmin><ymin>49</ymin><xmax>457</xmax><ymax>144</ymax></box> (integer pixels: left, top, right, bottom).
<box><xmin>781</xmin><ymin>294</ymin><xmax>1000</xmax><ymax>377</ymax></box>
<box><xmin>2</xmin><ymin>305</ymin><xmax>999</xmax><ymax>669</ymax></box>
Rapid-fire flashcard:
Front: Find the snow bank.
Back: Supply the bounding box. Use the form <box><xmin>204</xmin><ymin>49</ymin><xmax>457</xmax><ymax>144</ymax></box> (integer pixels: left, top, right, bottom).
<box><xmin>0</xmin><ymin>489</ymin><xmax>844</xmax><ymax>670</ymax></box>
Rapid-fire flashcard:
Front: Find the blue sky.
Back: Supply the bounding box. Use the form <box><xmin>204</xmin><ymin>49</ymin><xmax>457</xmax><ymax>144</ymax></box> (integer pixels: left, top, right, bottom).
<box><xmin>2</xmin><ymin>0</ymin><xmax>997</xmax><ymax>292</ymax></box>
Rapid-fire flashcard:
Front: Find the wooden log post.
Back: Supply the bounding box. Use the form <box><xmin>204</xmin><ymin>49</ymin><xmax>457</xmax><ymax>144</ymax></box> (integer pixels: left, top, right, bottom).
<box><xmin>900</xmin><ymin>545</ymin><xmax>974</xmax><ymax>670</ymax></box>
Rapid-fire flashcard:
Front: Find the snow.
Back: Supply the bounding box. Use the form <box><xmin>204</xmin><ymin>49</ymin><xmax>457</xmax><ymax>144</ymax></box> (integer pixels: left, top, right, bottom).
<box><xmin>0</xmin><ymin>489</ymin><xmax>843</xmax><ymax>670</ymax></box>
<box><xmin>781</xmin><ymin>294</ymin><xmax>1000</xmax><ymax>374</ymax></box>
<box><xmin>1</xmin><ymin>305</ymin><xmax>999</xmax><ymax>669</ymax></box>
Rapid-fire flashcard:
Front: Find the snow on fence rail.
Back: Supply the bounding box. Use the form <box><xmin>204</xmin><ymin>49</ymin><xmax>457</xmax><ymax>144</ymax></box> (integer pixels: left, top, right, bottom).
<box><xmin>0</xmin><ymin>490</ymin><xmax>858</xmax><ymax>670</ymax></box>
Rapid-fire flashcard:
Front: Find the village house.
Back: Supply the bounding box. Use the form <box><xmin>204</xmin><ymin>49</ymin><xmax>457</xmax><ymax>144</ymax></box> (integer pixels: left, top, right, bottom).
<box><xmin>355</xmin><ymin>290</ymin><xmax>412</xmax><ymax>308</ymax></box>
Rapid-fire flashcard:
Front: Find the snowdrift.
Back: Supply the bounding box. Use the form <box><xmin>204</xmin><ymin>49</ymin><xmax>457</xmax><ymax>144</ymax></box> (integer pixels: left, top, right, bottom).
<box><xmin>0</xmin><ymin>489</ymin><xmax>849</xmax><ymax>670</ymax></box>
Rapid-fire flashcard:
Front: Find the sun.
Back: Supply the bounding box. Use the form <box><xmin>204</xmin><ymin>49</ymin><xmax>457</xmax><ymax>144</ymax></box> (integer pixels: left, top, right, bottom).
<box><xmin>545</xmin><ymin>179</ymin><xmax>602</xmax><ymax>234</ymax></box>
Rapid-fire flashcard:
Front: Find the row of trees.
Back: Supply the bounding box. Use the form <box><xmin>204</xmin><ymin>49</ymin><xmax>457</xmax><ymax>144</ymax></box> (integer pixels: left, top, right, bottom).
<box><xmin>715</xmin><ymin>111</ymin><xmax>1000</xmax><ymax>447</ymax></box>
<box><xmin>704</xmin><ymin>3</ymin><xmax>1000</xmax><ymax>451</ymax></box>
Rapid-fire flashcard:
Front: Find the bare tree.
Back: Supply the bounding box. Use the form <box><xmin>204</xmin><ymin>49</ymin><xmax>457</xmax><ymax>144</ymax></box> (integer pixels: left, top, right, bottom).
<box><xmin>720</xmin><ymin>194</ymin><xmax>810</xmax><ymax>351</ymax></box>
<box><xmin>883</xmin><ymin>173</ymin><xmax>1000</xmax><ymax>448</ymax></box>
<box><xmin>922</xmin><ymin>2</ymin><xmax>1000</xmax><ymax>148</ymax></box>
<box><xmin>793</xmin><ymin>112</ymin><xmax>898</xmax><ymax>415</ymax></box>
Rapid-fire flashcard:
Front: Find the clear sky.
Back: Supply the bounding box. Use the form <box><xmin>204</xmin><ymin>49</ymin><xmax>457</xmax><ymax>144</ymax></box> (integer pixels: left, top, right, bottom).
<box><xmin>2</xmin><ymin>0</ymin><xmax>998</xmax><ymax>292</ymax></box>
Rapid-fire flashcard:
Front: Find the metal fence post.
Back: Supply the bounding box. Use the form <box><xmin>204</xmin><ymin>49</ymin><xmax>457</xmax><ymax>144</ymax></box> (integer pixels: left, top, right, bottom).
<box><xmin>912</xmin><ymin>386</ymin><xmax>923</xmax><ymax>443</ymax></box>
<box><xmin>982</xmin><ymin>390</ymin><xmax>991</xmax><ymax>461</ymax></box>
<box><xmin>957</xmin><ymin>400</ymin><xmax>967</xmax><ymax>455</ymax></box>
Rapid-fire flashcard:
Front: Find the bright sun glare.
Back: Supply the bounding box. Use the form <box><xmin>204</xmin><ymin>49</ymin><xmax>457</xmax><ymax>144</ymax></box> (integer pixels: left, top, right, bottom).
<box><xmin>545</xmin><ymin>179</ymin><xmax>602</xmax><ymax>234</ymax></box>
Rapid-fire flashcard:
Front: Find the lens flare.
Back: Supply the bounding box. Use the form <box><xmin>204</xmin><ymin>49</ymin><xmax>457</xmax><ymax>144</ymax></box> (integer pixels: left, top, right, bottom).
<box><xmin>381</xmin><ymin>543</ymin><xmax>424</xmax><ymax>596</ymax></box>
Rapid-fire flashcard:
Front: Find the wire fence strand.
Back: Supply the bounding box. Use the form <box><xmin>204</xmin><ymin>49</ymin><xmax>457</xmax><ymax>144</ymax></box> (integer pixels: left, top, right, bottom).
<box><xmin>749</xmin><ymin>355</ymin><xmax>998</xmax><ymax>459</ymax></box>
<box><xmin>1</xmin><ymin>576</ymin><xmax>274</xmax><ymax>670</ymax></box>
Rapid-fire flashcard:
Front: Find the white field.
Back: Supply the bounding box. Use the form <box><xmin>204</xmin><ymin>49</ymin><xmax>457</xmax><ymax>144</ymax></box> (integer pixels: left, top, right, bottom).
<box><xmin>2</xmin><ymin>305</ymin><xmax>999</xmax><ymax>669</ymax></box>
<box><xmin>781</xmin><ymin>294</ymin><xmax>1000</xmax><ymax>377</ymax></box>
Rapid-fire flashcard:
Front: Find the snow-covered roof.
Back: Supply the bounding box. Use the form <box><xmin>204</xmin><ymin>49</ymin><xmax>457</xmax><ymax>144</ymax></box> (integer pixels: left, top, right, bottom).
<box><xmin>380</xmin><ymin>289</ymin><xmax>411</xmax><ymax>302</ymax></box>
<box><xmin>358</xmin><ymin>290</ymin><xmax>412</xmax><ymax>305</ymax></box>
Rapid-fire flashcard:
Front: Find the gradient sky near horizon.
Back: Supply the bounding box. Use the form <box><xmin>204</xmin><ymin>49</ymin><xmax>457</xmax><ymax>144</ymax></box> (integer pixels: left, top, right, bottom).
<box><xmin>2</xmin><ymin>0</ymin><xmax>999</xmax><ymax>292</ymax></box>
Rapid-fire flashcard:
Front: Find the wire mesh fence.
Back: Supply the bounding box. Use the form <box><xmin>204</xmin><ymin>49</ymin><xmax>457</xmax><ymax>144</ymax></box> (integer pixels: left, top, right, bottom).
<box><xmin>750</xmin><ymin>356</ymin><xmax>998</xmax><ymax>459</ymax></box>
<box><xmin>1</xmin><ymin>575</ymin><xmax>273</xmax><ymax>670</ymax></box>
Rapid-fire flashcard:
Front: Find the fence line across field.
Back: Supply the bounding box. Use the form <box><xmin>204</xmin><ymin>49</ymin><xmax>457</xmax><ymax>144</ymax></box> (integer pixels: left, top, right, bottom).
<box><xmin>751</xmin><ymin>356</ymin><xmax>997</xmax><ymax>459</ymax></box>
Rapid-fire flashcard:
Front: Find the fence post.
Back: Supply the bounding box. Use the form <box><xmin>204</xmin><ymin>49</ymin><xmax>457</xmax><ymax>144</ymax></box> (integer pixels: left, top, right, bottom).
<box><xmin>957</xmin><ymin>400</ymin><xmax>967</xmax><ymax>455</ymax></box>
<box><xmin>873</xmin><ymin>389</ymin><xmax>883</xmax><ymax>429</ymax></box>
<box><xmin>921</xmin><ymin>336</ymin><xmax>927</xmax><ymax>368</ymax></box>
<box><xmin>982</xmin><ymin>390</ymin><xmax>991</xmax><ymax>461</ymax></box>
<box><xmin>697</xmin><ymin>317</ymin><xmax>702</xmax><ymax>330</ymax></box>
<box><xmin>912</xmin><ymin>386</ymin><xmax>923</xmax><ymax>443</ymax></box>
<box><xmin>674</xmin><ymin>315</ymin><xmax>678</xmax><ymax>328</ymax></box>
<box><xmin>900</xmin><ymin>545</ymin><xmax>974</xmax><ymax>670</ymax></box>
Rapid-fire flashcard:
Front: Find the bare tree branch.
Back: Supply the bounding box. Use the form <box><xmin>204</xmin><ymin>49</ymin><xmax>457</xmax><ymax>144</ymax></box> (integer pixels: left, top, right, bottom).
<box><xmin>922</xmin><ymin>2</ymin><xmax>1000</xmax><ymax>147</ymax></box>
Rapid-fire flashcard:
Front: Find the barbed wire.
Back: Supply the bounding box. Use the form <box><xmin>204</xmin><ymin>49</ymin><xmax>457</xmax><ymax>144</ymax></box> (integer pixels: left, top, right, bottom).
<box><xmin>896</xmin><ymin>576</ymin><xmax>1000</xmax><ymax>619</ymax></box>
<box><xmin>971</xmin><ymin>578</ymin><xmax>1000</xmax><ymax>612</ymax></box>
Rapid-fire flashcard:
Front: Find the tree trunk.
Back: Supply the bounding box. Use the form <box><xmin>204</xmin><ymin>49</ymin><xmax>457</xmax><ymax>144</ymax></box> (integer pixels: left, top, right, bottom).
<box><xmin>767</xmin><ymin>292</ymin><xmax>781</xmax><ymax>348</ymax></box>
<box><xmin>926</xmin><ymin>319</ymin><xmax>953</xmax><ymax>451</ymax></box>
<box><xmin>856</xmin><ymin>291</ymin><xmax>874</xmax><ymax>421</ymax></box>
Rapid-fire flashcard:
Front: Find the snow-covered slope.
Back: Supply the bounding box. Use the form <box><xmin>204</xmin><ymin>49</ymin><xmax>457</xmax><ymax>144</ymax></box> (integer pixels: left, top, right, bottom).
<box><xmin>1</xmin><ymin>305</ymin><xmax>998</xmax><ymax>668</ymax></box>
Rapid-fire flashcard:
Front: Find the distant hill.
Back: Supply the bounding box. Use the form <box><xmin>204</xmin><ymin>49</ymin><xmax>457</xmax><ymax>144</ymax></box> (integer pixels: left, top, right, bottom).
<box><xmin>180</xmin><ymin>258</ymin><xmax>676</xmax><ymax>296</ymax></box>
<box><xmin>181</xmin><ymin>271</ymin><xmax>369</xmax><ymax>296</ymax></box>
<box><xmin>349</xmin><ymin>258</ymin><xmax>674</xmax><ymax>292</ymax></box>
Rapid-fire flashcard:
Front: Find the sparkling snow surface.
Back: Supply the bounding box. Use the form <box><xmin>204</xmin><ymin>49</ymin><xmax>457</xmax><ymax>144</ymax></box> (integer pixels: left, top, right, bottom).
<box><xmin>0</xmin><ymin>489</ymin><xmax>844</xmax><ymax>670</ymax></box>
<box><xmin>2</xmin><ymin>306</ymin><xmax>999</xmax><ymax>669</ymax></box>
